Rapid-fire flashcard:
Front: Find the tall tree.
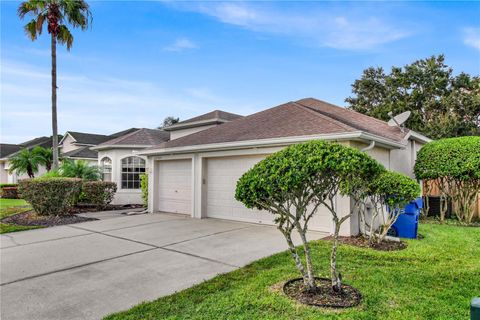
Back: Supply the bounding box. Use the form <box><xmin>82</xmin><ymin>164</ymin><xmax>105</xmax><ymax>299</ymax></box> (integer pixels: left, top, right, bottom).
<box><xmin>346</xmin><ymin>55</ymin><xmax>480</xmax><ymax>139</ymax></box>
<box><xmin>18</xmin><ymin>0</ymin><xmax>92</xmax><ymax>170</ymax></box>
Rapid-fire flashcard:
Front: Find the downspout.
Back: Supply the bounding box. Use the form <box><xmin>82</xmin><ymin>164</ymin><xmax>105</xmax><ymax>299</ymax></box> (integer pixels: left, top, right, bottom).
<box><xmin>358</xmin><ymin>140</ymin><xmax>375</xmax><ymax>236</ymax></box>
<box><xmin>361</xmin><ymin>140</ymin><xmax>375</xmax><ymax>152</ymax></box>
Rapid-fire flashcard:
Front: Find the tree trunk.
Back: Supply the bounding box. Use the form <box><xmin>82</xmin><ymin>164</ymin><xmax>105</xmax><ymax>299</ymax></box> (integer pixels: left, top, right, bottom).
<box><xmin>330</xmin><ymin>220</ymin><xmax>342</xmax><ymax>292</ymax></box>
<box><xmin>296</xmin><ymin>225</ymin><xmax>317</xmax><ymax>292</ymax></box>
<box><xmin>51</xmin><ymin>34</ymin><xmax>59</xmax><ymax>170</ymax></box>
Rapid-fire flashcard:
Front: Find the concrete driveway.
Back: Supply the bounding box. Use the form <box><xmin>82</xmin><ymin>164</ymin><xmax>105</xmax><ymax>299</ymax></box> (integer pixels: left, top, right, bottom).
<box><xmin>0</xmin><ymin>212</ymin><xmax>326</xmax><ymax>320</ymax></box>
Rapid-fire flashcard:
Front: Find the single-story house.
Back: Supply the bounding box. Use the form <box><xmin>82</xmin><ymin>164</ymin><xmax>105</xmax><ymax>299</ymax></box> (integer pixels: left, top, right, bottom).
<box><xmin>138</xmin><ymin>98</ymin><xmax>431</xmax><ymax>236</ymax></box>
<box><xmin>0</xmin><ymin>129</ymin><xmax>138</xmax><ymax>183</ymax></box>
<box><xmin>92</xmin><ymin>111</ymin><xmax>244</xmax><ymax>204</ymax></box>
<box><xmin>0</xmin><ymin>136</ymin><xmax>56</xmax><ymax>183</ymax></box>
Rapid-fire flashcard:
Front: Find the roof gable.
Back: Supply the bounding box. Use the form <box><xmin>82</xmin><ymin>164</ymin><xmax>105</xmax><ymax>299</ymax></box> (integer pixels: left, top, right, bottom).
<box><xmin>95</xmin><ymin>128</ymin><xmax>170</xmax><ymax>149</ymax></box>
<box><xmin>0</xmin><ymin>144</ymin><xmax>22</xmax><ymax>158</ymax></box>
<box><xmin>66</xmin><ymin>131</ymin><xmax>111</xmax><ymax>145</ymax></box>
<box><xmin>164</xmin><ymin>110</ymin><xmax>244</xmax><ymax>131</ymax></box>
<box><xmin>148</xmin><ymin>98</ymin><xmax>409</xmax><ymax>151</ymax></box>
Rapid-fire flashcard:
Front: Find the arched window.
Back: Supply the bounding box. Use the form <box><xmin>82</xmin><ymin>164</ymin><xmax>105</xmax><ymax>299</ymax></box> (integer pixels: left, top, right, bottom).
<box><xmin>121</xmin><ymin>156</ymin><xmax>145</xmax><ymax>189</ymax></box>
<box><xmin>100</xmin><ymin>157</ymin><xmax>112</xmax><ymax>182</ymax></box>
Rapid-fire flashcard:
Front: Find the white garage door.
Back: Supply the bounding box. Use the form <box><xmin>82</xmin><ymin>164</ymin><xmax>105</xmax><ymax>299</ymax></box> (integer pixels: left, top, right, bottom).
<box><xmin>205</xmin><ymin>155</ymin><xmax>275</xmax><ymax>225</ymax></box>
<box><xmin>205</xmin><ymin>155</ymin><xmax>333</xmax><ymax>232</ymax></box>
<box><xmin>157</xmin><ymin>159</ymin><xmax>192</xmax><ymax>215</ymax></box>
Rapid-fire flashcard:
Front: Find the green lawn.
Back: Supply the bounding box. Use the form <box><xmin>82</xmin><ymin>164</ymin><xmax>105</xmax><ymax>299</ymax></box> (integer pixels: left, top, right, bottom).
<box><xmin>105</xmin><ymin>223</ymin><xmax>480</xmax><ymax>320</ymax></box>
<box><xmin>0</xmin><ymin>198</ymin><xmax>40</xmax><ymax>234</ymax></box>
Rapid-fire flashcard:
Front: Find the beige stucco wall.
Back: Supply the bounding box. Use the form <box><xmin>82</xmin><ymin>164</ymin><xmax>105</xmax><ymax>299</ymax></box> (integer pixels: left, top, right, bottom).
<box><xmin>98</xmin><ymin>148</ymin><xmax>147</xmax><ymax>205</ymax></box>
<box><xmin>0</xmin><ymin>161</ymin><xmax>8</xmax><ymax>184</ymax></box>
<box><xmin>390</xmin><ymin>139</ymin><xmax>424</xmax><ymax>178</ymax></box>
<box><xmin>169</xmin><ymin>124</ymin><xmax>217</xmax><ymax>140</ymax></box>
<box><xmin>60</xmin><ymin>134</ymin><xmax>82</xmax><ymax>153</ymax></box>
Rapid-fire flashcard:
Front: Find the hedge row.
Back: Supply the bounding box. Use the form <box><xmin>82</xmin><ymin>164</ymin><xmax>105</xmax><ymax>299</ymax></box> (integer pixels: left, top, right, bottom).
<box><xmin>18</xmin><ymin>178</ymin><xmax>117</xmax><ymax>216</ymax></box>
<box><xmin>19</xmin><ymin>178</ymin><xmax>82</xmax><ymax>216</ymax></box>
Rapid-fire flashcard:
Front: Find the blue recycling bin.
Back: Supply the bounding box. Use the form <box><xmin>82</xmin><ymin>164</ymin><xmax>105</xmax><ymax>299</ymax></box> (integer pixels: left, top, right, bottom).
<box><xmin>390</xmin><ymin>197</ymin><xmax>423</xmax><ymax>239</ymax></box>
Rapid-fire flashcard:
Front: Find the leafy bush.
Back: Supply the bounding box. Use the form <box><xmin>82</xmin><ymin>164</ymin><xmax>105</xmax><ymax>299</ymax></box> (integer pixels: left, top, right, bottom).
<box><xmin>360</xmin><ymin>171</ymin><xmax>420</xmax><ymax>243</ymax></box>
<box><xmin>236</xmin><ymin>140</ymin><xmax>384</xmax><ymax>292</ymax></box>
<box><xmin>80</xmin><ymin>181</ymin><xmax>117</xmax><ymax>209</ymax></box>
<box><xmin>0</xmin><ymin>183</ymin><xmax>18</xmax><ymax>188</ymax></box>
<box><xmin>414</xmin><ymin>136</ymin><xmax>480</xmax><ymax>223</ymax></box>
<box><xmin>140</xmin><ymin>174</ymin><xmax>148</xmax><ymax>207</ymax></box>
<box><xmin>41</xmin><ymin>170</ymin><xmax>62</xmax><ymax>178</ymax></box>
<box><xmin>60</xmin><ymin>160</ymin><xmax>101</xmax><ymax>181</ymax></box>
<box><xmin>18</xmin><ymin>178</ymin><xmax>82</xmax><ymax>216</ymax></box>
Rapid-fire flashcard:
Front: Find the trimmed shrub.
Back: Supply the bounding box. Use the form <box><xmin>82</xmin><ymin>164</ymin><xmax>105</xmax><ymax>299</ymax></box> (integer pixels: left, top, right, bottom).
<box><xmin>80</xmin><ymin>181</ymin><xmax>117</xmax><ymax>209</ymax></box>
<box><xmin>0</xmin><ymin>184</ymin><xmax>19</xmax><ymax>199</ymax></box>
<box><xmin>414</xmin><ymin>136</ymin><xmax>480</xmax><ymax>223</ymax></box>
<box><xmin>235</xmin><ymin>140</ymin><xmax>385</xmax><ymax>292</ymax></box>
<box><xmin>140</xmin><ymin>174</ymin><xmax>148</xmax><ymax>207</ymax></box>
<box><xmin>361</xmin><ymin>171</ymin><xmax>420</xmax><ymax>243</ymax></box>
<box><xmin>18</xmin><ymin>178</ymin><xmax>82</xmax><ymax>216</ymax></box>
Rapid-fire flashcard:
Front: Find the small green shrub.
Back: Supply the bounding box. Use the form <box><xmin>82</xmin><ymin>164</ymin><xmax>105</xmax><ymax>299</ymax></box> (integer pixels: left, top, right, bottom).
<box><xmin>140</xmin><ymin>174</ymin><xmax>148</xmax><ymax>207</ymax></box>
<box><xmin>18</xmin><ymin>178</ymin><xmax>82</xmax><ymax>216</ymax></box>
<box><xmin>0</xmin><ymin>183</ymin><xmax>17</xmax><ymax>188</ymax></box>
<box><xmin>80</xmin><ymin>181</ymin><xmax>117</xmax><ymax>209</ymax></box>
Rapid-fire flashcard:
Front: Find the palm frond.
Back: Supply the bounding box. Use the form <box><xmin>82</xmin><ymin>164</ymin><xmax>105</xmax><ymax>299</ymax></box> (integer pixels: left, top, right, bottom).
<box><xmin>60</xmin><ymin>0</ymin><xmax>92</xmax><ymax>30</ymax></box>
<box><xmin>56</xmin><ymin>24</ymin><xmax>74</xmax><ymax>50</ymax></box>
<box><xmin>35</xmin><ymin>13</ymin><xmax>45</xmax><ymax>35</ymax></box>
<box><xmin>17</xmin><ymin>0</ymin><xmax>47</xmax><ymax>19</ymax></box>
<box><xmin>24</xmin><ymin>19</ymin><xmax>38</xmax><ymax>40</ymax></box>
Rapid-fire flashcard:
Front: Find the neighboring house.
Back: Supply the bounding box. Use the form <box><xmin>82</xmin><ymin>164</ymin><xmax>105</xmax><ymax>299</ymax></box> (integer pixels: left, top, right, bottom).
<box><xmin>0</xmin><ymin>129</ymin><xmax>139</xmax><ymax>184</ymax></box>
<box><xmin>92</xmin><ymin>111</ymin><xmax>243</xmax><ymax>205</ymax></box>
<box><xmin>139</xmin><ymin>98</ymin><xmax>431</xmax><ymax>236</ymax></box>
<box><xmin>0</xmin><ymin>136</ymin><xmax>55</xmax><ymax>183</ymax></box>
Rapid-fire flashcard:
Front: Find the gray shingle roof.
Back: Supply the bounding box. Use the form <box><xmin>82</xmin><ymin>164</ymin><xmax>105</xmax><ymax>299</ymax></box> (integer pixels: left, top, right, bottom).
<box><xmin>0</xmin><ymin>144</ymin><xmax>23</xmax><ymax>158</ymax></box>
<box><xmin>149</xmin><ymin>98</ymin><xmax>408</xmax><ymax>150</ymax></box>
<box><xmin>164</xmin><ymin>110</ymin><xmax>244</xmax><ymax>130</ymax></box>
<box><xmin>96</xmin><ymin>128</ymin><xmax>170</xmax><ymax>148</ymax></box>
<box><xmin>67</xmin><ymin>132</ymin><xmax>111</xmax><ymax>145</ymax></box>
<box><xmin>62</xmin><ymin>146</ymin><xmax>98</xmax><ymax>159</ymax></box>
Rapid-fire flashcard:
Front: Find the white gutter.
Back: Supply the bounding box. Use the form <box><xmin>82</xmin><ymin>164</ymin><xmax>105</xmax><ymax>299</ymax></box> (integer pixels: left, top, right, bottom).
<box><xmin>360</xmin><ymin>140</ymin><xmax>375</xmax><ymax>152</ymax></box>
<box><xmin>138</xmin><ymin>131</ymin><xmax>407</xmax><ymax>156</ymax></box>
<box><xmin>404</xmin><ymin>130</ymin><xmax>432</xmax><ymax>144</ymax></box>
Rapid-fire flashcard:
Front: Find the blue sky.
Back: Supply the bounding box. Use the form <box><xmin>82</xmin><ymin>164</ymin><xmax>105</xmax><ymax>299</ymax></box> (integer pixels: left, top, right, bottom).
<box><xmin>1</xmin><ymin>1</ymin><xmax>479</xmax><ymax>143</ymax></box>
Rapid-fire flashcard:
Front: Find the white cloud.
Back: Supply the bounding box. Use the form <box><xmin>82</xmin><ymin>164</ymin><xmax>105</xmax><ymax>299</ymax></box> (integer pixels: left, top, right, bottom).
<box><xmin>163</xmin><ymin>38</ymin><xmax>198</xmax><ymax>52</ymax></box>
<box><xmin>169</xmin><ymin>2</ymin><xmax>410</xmax><ymax>50</ymax></box>
<box><xmin>463</xmin><ymin>27</ymin><xmax>480</xmax><ymax>50</ymax></box>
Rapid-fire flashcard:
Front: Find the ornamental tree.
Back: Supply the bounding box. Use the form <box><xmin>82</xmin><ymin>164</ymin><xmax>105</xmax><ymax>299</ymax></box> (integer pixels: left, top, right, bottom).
<box><xmin>414</xmin><ymin>136</ymin><xmax>480</xmax><ymax>223</ymax></box>
<box><xmin>360</xmin><ymin>171</ymin><xmax>420</xmax><ymax>244</ymax></box>
<box><xmin>235</xmin><ymin>140</ymin><xmax>384</xmax><ymax>293</ymax></box>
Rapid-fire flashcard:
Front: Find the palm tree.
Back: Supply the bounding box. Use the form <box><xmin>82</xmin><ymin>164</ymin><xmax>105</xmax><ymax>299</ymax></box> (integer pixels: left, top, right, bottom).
<box><xmin>32</xmin><ymin>146</ymin><xmax>53</xmax><ymax>171</ymax></box>
<box><xmin>18</xmin><ymin>0</ymin><xmax>92</xmax><ymax>170</ymax></box>
<box><xmin>60</xmin><ymin>159</ymin><xmax>100</xmax><ymax>180</ymax></box>
<box><xmin>9</xmin><ymin>148</ymin><xmax>44</xmax><ymax>178</ymax></box>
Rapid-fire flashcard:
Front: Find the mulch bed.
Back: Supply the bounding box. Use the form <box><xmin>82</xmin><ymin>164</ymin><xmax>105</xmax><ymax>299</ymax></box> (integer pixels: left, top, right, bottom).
<box><xmin>324</xmin><ymin>235</ymin><xmax>407</xmax><ymax>251</ymax></box>
<box><xmin>283</xmin><ymin>277</ymin><xmax>361</xmax><ymax>308</ymax></box>
<box><xmin>1</xmin><ymin>210</ymin><xmax>97</xmax><ymax>227</ymax></box>
<box><xmin>68</xmin><ymin>204</ymin><xmax>144</xmax><ymax>214</ymax></box>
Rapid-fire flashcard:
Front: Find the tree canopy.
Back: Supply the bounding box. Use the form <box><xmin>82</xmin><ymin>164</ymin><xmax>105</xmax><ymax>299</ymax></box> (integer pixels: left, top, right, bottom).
<box><xmin>414</xmin><ymin>136</ymin><xmax>480</xmax><ymax>223</ymax></box>
<box><xmin>158</xmin><ymin>116</ymin><xmax>180</xmax><ymax>129</ymax></box>
<box><xmin>346</xmin><ymin>55</ymin><xmax>480</xmax><ymax>139</ymax></box>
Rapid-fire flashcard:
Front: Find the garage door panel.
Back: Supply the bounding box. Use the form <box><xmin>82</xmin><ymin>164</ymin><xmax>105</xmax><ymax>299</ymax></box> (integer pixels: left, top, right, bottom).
<box><xmin>157</xmin><ymin>159</ymin><xmax>192</xmax><ymax>215</ymax></box>
<box><xmin>206</xmin><ymin>155</ymin><xmax>274</xmax><ymax>224</ymax></box>
<box><xmin>205</xmin><ymin>155</ymin><xmax>332</xmax><ymax>232</ymax></box>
